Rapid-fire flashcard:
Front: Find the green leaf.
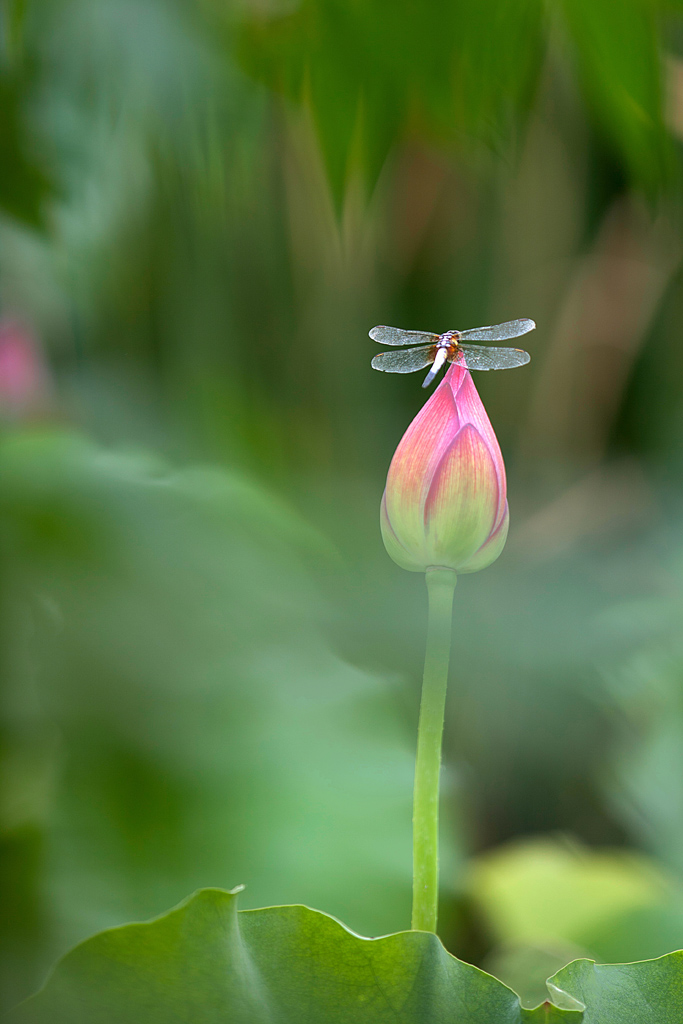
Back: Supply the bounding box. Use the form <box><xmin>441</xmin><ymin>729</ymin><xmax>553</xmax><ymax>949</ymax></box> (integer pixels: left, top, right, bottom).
<box><xmin>9</xmin><ymin>886</ymin><xmax>683</xmax><ymax>1023</ymax></box>
<box><xmin>8</xmin><ymin>887</ymin><xmax>566</xmax><ymax>1024</ymax></box>
<box><xmin>551</xmin><ymin>954</ymin><xmax>683</xmax><ymax>1024</ymax></box>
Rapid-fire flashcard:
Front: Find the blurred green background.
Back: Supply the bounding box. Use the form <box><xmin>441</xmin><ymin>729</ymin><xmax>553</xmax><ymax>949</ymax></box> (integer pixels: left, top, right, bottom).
<box><xmin>4</xmin><ymin>0</ymin><xmax>683</xmax><ymax>1012</ymax></box>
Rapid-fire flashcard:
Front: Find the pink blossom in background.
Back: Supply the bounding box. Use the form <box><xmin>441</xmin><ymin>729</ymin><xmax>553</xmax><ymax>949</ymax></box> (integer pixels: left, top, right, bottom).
<box><xmin>0</xmin><ymin>319</ymin><xmax>50</xmax><ymax>418</ymax></box>
<box><xmin>381</xmin><ymin>361</ymin><xmax>509</xmax><ymax>574</ymax></box>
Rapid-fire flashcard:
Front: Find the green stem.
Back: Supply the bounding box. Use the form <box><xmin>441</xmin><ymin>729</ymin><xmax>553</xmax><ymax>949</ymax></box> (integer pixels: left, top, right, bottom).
<box><xmin>411</xmin><ymin>566</ymin><xmax>457</xmax><ymax>933</ymax></box>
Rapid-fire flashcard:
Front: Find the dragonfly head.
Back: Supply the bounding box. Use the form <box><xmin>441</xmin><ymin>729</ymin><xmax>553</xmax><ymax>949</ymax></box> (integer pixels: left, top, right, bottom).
<box><xmin>438</xmin><ymin>330</ymin><xmax>460</xmax><ymax>349</ymax></box>
<box><xmin>437</xmin><ymin>331</ymin><xmax>461</xmax><ymax>362</ymax></box>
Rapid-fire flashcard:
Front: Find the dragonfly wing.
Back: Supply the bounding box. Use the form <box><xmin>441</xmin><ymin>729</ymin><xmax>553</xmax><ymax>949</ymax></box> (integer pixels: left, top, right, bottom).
<box><xmin>453</xmin><ymin>345</ymin><xmax>531</xmax><ymax>370</ymax></box>
<box><xmin>369</xmin><ymin>325</ymin><xmax>438</xmax><ymax>346</ymax></box>
<box><xmin>372</xmin><ymin>345</ymin><xmax>434</xmax><ymax>373</ymax></box>
<box><xmin>458</xmin><ymin>318</ymin><xmax>535</xmax><ymax>342</ymax></box>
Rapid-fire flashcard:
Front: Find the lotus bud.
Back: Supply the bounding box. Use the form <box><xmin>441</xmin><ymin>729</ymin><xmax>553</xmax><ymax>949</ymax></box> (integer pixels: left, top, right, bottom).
<box><xmin>381</xmin><ymin>362</ymin><xmax>508</xmax><ymax>574</ymax></box>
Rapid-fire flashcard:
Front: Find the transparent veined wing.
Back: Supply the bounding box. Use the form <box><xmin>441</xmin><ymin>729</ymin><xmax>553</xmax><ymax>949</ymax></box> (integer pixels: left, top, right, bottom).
<box><xmin>452</xmin><ymin>344</ymin><xmax>530</xmax><ymax>370</ymax></box>
<box><xmin>458</xmin><ymin>318</ymin><xmax>535</xmax><ymax>342</ymax></box>
<box><xmin>369</xmin><ymin>325</ymin><xmax>439</xmax><ymax>346</ymax></box>
<box><xmin>372</xmin><ymin>345</ymin><xmax>434</xmax><ymax>373</ymax></box>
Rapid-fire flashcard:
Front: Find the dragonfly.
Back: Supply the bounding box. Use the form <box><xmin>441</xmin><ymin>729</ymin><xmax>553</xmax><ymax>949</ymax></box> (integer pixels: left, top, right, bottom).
<box><xmin>370</xmin><ymin>318</ymin><xmax>535</xmax><ymax>388</ymax></box>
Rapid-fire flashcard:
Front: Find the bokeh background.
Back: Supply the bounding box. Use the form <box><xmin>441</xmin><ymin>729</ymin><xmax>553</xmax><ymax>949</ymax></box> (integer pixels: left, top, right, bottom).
<box><xmin>4</xmin><ymin>0</ymin><xmax>683</xmax><ymax>1012</ymax></box>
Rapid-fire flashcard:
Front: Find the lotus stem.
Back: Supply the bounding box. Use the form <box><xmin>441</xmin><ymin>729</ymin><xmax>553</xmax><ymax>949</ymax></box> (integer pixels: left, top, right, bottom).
<box><xmin>411</xmin><ymin>566</ymin><xmax>456</xmax><ymax>933</ymax></box>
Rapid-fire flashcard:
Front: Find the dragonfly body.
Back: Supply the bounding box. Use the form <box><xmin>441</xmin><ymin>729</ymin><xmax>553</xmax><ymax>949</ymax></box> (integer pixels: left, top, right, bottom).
<box><xmin>370</xmin><ymin>318</ymin><xmax>535</xmax><ymax>388</ymax></box>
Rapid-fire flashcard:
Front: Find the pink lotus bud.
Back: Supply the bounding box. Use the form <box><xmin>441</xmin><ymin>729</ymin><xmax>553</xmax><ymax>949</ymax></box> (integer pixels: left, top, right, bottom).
<box><xmin>381</xmin><ymin>362</ymin><xmax>509</xmax><ymax>573</ymax></box>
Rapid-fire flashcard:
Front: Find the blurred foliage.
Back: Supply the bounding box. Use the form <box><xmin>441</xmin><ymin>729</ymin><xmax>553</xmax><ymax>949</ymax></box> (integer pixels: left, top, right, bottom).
<box><xmin>0</xmin><ymin>2</ymin><xmax>54</xmax><ymax>228</ymax></box>
<box><xmin>3</xmin><ymin>0</ymin><xmax>683</xmax><ymax>1013</ymax></box>
<box><xmin>237</xmin><ymin>0</ymin><xmax>545</xmax><ymax>202</ymax></box>
<box><xmin>468</xmin><ymin>836</ymin><xmax>683</xmax><ymax>1005</ymax></box>
<box><xmin>598</xmin><ymin>531</ymin><xmax>683</xmax><ymax>878</ymax></box>
<box><xmin>237</xmin><ymin>0</ymin><xmax>675</xmax><ymax>201</ymax></box>
<box><xmin>0</xmin><ymin>430</ymin><xmax>422</xmax><ymax>1011</ymax></box>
